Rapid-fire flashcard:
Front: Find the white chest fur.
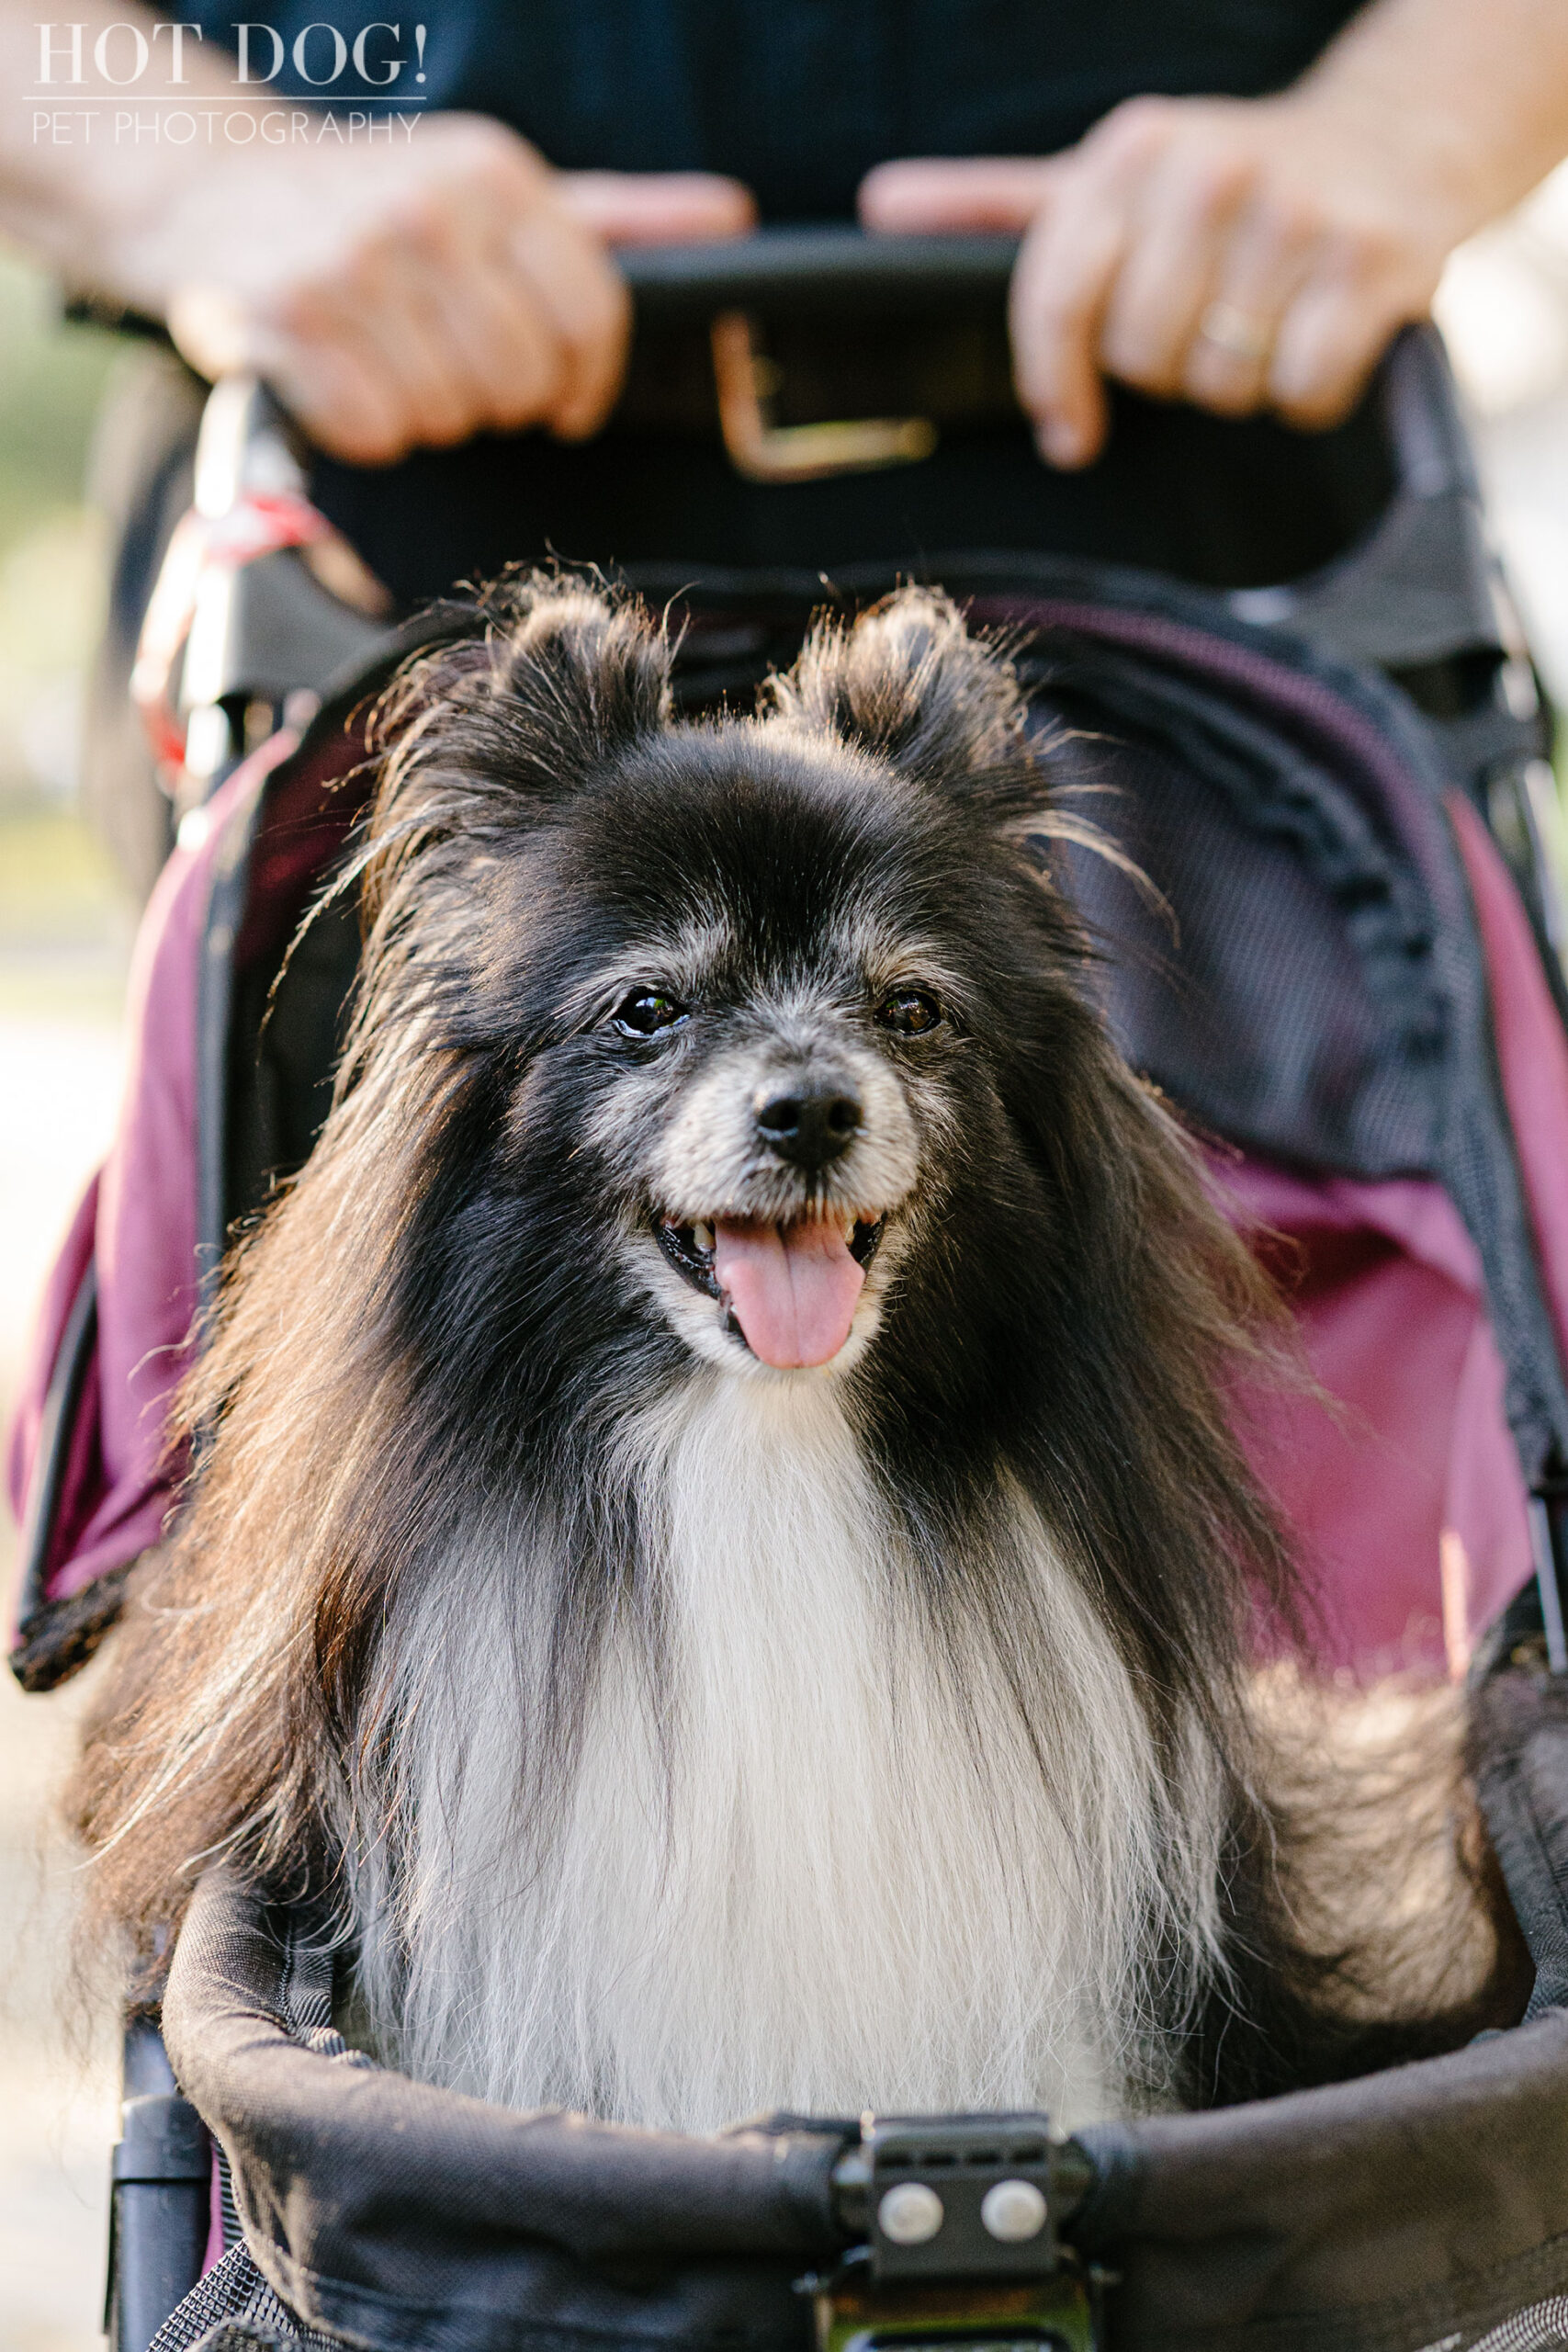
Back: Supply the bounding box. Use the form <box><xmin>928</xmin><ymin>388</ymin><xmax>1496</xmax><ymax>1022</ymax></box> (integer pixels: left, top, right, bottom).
<box><xmin>355</xmin><ymin>1374</ymin><xmax>1211</xmax><ymax>2132</ymax></box>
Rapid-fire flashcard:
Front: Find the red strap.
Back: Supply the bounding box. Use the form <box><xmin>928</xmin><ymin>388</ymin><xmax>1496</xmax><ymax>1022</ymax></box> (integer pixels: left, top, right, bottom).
<box><xmin>131</xmin><ymin>490</ymin><xmax>331</xmax><ymax>783</ymax></box>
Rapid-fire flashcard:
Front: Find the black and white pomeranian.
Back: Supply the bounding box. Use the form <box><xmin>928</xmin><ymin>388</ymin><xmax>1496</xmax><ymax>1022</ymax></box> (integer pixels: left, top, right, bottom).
<box><xmin>74</xmin><ymin>577</ymin><xmax>1518</xmax><ymax>2129</ymax></box>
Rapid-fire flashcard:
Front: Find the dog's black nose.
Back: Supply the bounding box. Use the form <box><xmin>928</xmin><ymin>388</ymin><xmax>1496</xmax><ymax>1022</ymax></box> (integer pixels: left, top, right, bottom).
<box><xmin>755</xmin><ymin>1082</ymin><xmax>863</xmax><ymax>1170</ymax></box>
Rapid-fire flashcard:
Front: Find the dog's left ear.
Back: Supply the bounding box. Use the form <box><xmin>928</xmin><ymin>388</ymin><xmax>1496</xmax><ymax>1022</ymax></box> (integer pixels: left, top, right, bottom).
<box><xmin>769</xmin><ymin>587</ymin><xmax>1032</xmax><ymax>801</ymax></box>
<box><xmin>375</xmin><ymin>573</ymin><xmax>674</xmax><ymax>821</ymax></box>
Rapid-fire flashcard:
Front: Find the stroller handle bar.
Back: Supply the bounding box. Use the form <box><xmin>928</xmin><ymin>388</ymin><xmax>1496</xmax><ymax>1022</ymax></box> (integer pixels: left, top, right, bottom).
<box><xmin>616</xmin><ymin>225</ymin><xmax>1019</xmax><ymax>321</ymax></box>
<box><xmin>146</xmin><ymin>223</ymin><xmax>1520</xmax><ymax>800</ymax></box>
<box><xmin>617</xmin><ymin>230</ymin><xmax>1517</xmax><ymax>687</ymax></box>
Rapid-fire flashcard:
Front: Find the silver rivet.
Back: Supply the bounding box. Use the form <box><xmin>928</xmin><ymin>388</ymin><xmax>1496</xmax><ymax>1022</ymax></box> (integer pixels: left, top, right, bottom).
<box><xmin>980</xmin><ymin>2178</ymin><xmax>1047</xmax><ymax>2242</ymax></box>
<box><xmin>877</xmin><ymin>2182</ymin><xmax>944</xmax><ymax>2245</ymax></box>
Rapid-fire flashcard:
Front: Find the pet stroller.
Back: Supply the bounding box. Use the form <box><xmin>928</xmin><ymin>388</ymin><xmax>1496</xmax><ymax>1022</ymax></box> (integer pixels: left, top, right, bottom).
<box><xmin>13</xmin><ymin>232</ymin><xmax>1568</xmax><ymax>2352</ymax></box>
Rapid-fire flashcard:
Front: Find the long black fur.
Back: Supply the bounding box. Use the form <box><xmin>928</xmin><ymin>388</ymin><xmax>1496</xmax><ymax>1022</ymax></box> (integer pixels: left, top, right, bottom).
<box><xmin>72</xmin><ymin>574</ymin><xmax>1520</xmax><ymax>2114</ymax></box>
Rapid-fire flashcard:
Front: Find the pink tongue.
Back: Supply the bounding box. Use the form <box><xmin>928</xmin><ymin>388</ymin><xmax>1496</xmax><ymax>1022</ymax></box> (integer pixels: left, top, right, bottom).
<box><xmin>712</xmin><ymin>1217</ymin><xmax>865</xmax><ymax>1368</ymax></box>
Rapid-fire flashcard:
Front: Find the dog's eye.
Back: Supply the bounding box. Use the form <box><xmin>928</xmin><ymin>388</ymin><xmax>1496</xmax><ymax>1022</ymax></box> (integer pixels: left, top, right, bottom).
<box><xmin>610</xmin><ymin>989</ymin><xmax>688</xmax><ymax>1038</ymax></box>
<box><xmin>875</xmin><ymin>988</ymin><xmax>942</xmax><ymax>1036</ymax></box>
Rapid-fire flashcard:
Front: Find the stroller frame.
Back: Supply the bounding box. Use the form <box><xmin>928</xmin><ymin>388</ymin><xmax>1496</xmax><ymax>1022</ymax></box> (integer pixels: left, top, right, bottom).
<box><xmin>11</xmin><ymin>233</ymin><xmax>1568</xmax><ymax>2352</ymax></box>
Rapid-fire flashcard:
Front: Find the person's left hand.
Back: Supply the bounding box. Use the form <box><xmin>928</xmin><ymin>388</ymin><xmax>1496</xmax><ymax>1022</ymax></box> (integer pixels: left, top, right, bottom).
<box><xmin>860</xmin><ymin>89</ymin><xmax>1483</xmax><ymax>467</ymax></box>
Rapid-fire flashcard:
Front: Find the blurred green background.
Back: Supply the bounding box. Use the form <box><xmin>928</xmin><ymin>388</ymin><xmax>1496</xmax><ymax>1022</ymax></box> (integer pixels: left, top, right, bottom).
<box><xmin>0</xmin><ymin>249</ymin><xmax>129</xmax><ymax>2352</ymax></box>
<box><xmin>0</xmin><ymin>254</ymin><xmax>129</xmax><ymax>1022</ymax></box>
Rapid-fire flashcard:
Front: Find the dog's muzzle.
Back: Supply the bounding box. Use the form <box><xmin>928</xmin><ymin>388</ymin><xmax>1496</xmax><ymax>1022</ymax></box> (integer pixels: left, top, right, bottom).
<box><xmin>655</xmin><ymin>1212</ymin><xmax>886</xmax><ymax>1369</ymax></box>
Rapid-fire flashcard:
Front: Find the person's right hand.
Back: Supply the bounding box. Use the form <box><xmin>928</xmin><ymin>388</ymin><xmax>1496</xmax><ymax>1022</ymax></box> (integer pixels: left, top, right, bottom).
<box><xmin>861</xmin><ymin>90</ymin><xmax>1482</xmax><ymax>471</ymax></box>
<box><xmin>109</xmin><ymin>116</ymin><xmax>753</xmax><ymax>465</ymax></box>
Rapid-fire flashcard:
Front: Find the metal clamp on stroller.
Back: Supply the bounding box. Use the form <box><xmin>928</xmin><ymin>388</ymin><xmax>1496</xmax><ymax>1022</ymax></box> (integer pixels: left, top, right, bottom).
<box><xmin>13</xmin><ymin>233</ymin><xmax>1568</xmax><ymax>2352</ymax></box>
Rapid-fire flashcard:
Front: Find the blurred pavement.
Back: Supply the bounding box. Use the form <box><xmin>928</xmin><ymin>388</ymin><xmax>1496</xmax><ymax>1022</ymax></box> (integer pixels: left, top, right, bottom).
<box><xmin>0</xmin><ymin>999</ymin><xmax>125</xmax><ymax>2352</ymax></box>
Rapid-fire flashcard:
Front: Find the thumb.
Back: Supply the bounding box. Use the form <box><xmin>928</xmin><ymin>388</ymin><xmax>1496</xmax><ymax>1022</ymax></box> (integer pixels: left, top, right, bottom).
<box><xmin>557</xmin><ymin>170</ymin><xmax>757</xmax><ymax>247</ymax></box>
<box><xmin>858</xmin><ymin>156</ymin><xmax>1061</xmax><ymax>235</ymax></box>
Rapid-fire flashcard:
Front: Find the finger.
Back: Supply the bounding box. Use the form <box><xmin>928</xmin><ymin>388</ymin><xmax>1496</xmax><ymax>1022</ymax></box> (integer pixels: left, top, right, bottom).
<box><xmin>505</xmin><ymin>208</ymin><xmax>631</xmax><ymax>439</ymax></box>
<box><xmin>279</xmin><ymin>348</ymin><xmax>409</xmax><ymax>465</ymax></box>
<box><xmin>275</xmin><ymin>254</ymin><xmax>479</xmax><ymax>457</ymax></box>
<box><xmin>558</xmin><ymin>170</ymin><xmax>756</xmax><ymax>245</ymax></box>
<box><xmin>1010</xmin><ymin>175</ymin><xmax>1132</xmax><ymax>467</ymax></box>
<box><xmin>168</xmin><ymin>243</ymin><xmax>452</xmax><ymax>466</ymax></box>
<box><xmin>429</xmin><ymin>169</ymin><xmax>576</xmax><ymax>426</ymax></box>
<box><xmin>1100</xmin><ymin>141</ymin><xmax>1254</xmax><ymax>395</ymax></box>
<box><xmin>418</xmin><ymin>245</ymin><xmax>570</xmax><ymax>435</ymax></box>
<box><xmin>1010</xmin><ymin>111</ymin><xmax>1173</xmax><ymax>466</ymax></box>
<box><xmin>409</xmin><ymin>158</ymin><xmax>584</xmax><ymax>433</ymax></box>
<box><xmin>858</xmin><ymin>155</ymin><xmax>1060</xmax><ymax>233</ymax></box>
<box><xmin>164</xmin><ymin>280</ymin><xmax>253</xmax><ymax>382</ymax></box>
<box><xmin>1180</xmin><ymin>200</ymin><xmax>1318</xmax><ymax>416</ymax></box>
<box><xmin>251</xmin><ymin>315</ymin><xmax>413</xmax><ymax>464</ymax></box>
<box><xmin>1267</xmin><ymin>267</ymin><xmax>1404</xmax><ymax>428</ymax></box>
<box><xmin>318</xmin><ymin>242</ymin><xmax>490</xmax><ymax>450</ymax></box>
<box><xmin>1263</xmin><ymin>206</ymin><xmax>1435</xmax><ymax>429</ymax></box>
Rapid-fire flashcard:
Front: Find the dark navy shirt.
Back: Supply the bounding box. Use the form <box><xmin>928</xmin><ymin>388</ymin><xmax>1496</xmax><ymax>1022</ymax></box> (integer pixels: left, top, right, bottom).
<box><xmin>174</xmin><ymin>3</ymin><xmax>1388</xmax><ymax>597</ymax></box>
<box><xmin>184</xmin><ymin>1</ymin><xmax>1363</xmax><ymax>215</ymax></box>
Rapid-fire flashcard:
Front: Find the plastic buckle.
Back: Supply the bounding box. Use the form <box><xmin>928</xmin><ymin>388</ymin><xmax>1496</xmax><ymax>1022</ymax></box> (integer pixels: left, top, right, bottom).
<box><xmin>804</xmin><ymin>2114</ymin><xmax>1102</xmax><ymax>2350</ymax></box>
<box><xmin>710</xmin><ymin>312</ymin><xmax>937</xmax><ymax>483</ymax></box>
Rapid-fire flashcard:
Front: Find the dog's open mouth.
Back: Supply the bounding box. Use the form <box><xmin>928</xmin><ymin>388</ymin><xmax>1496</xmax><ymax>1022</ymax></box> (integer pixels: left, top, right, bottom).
<box><xmin>656</xmin><ymin>1214</ymin><xmax>886</xmax><ymax>1368</ymax></box>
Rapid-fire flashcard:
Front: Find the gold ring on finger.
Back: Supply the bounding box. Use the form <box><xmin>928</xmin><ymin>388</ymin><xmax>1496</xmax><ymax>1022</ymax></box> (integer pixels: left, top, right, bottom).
<box><xmin>1197</xmin><ymin>302</ymin><xmax>1273</xmax><ymax>365</ymax></box>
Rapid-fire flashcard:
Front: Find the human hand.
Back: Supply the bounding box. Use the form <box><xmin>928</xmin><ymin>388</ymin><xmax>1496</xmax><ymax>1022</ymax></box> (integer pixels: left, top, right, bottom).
<box><xmin>861</xmin><ymin>89</ymin><xmax>1484</xmax><ymax>467</ymax></box>
<box><xmin>109</xmin><ymin>115</ymin><xmax>754</xmax><ymax>465</ymax></box>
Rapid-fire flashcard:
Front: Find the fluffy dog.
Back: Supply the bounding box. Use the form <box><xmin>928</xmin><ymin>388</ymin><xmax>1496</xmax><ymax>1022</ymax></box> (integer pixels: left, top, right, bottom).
<box><xmin>73</xmin><ymin>579</ymin><xmax>1519</xmax><ymax>2130</ymax></box>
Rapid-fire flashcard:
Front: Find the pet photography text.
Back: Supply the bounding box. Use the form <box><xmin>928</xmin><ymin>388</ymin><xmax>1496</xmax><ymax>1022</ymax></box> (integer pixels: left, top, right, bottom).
<box><xmin>22</xmin><ymin>17</ymin><xmax>428</xmax><ymax>142</ymax></box>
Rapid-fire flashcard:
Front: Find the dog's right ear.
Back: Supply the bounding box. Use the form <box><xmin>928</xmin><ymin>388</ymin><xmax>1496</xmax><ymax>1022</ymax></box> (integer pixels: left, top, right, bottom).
<box><xmin>490</xmin><ymin>581</ymin><xmax>673</xmax><ymax>785</ymax></box>
<box><xmin>373</xmin><ymin>574</ymin><xmax>673</xmax><ymax>821</ymax></box>
<box><xmin>768</xmin><ymin>587</ymin><xmax>1032</xmax><ymax>805</ymax></box>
